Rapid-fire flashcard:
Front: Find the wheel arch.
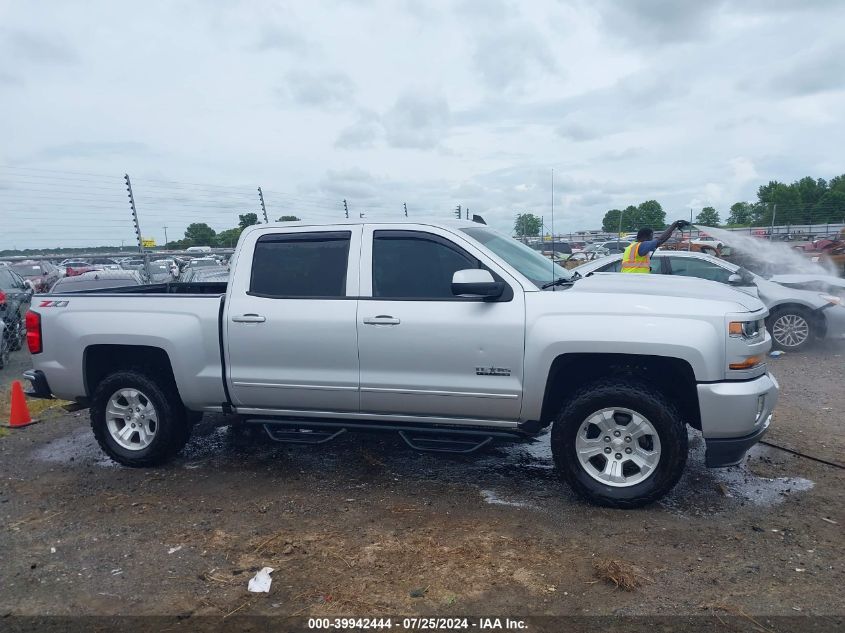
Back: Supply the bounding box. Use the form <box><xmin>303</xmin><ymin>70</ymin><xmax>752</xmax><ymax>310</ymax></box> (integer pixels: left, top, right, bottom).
<box><xmin>84</xmin><ymin>344</ymin><xmax>180</xmax><ymax>401</ymax></box>
<box><xmin>539</xmin><ymin>353</ymin><xmax>701</xmax><ymax>431</ymax></box>
<box><xmin>766</xmin><ymin>302</ymin><xmax>827</xmax><ymax>338</ymax></box>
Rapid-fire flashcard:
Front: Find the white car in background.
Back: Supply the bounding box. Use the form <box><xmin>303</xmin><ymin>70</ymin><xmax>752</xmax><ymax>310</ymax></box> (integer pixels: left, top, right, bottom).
<box><xmin>691</xmin><ymin>235</ymin><xmax>724</xmax><ymax>250</ymax></box>
<box><xmin>573</xmin><ymin>250</ymin><xmax>845</xmax><ymax>351</ymax></box>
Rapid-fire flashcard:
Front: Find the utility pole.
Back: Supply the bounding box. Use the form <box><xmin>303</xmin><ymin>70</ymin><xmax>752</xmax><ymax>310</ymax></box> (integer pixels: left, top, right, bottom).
<box><xmin>343</xmin><ymin>199</ymin><xmax>349</xmax><ymax>219</ymax></box>
<box><xmin>466</xmin><ymin>207</ymin><xmax>470</xmax><ymax>220</ymax></box>
<box><xmin>124</xmin><ymin>173</ymin><xmax>143</xmax><ymax>252</ymax></box>
<box><xmin>455</xmin><ymin>204</ymin><xmax>461</xmax><ymax>219</ymax></box>
<box><xmin>258</xmin><ymin>187</ymin><xmax>268</xmax><ymax>223</ymax></box>
<box><xmin>163</xmin><ymin>225</ymin><xmax>168</xmax><ymax>246</ymax></box>
<box><xmin>551</xmin><ymin>168</ymin><xmax>555</xmax><ymax>245</ymax></box>
<box><xmin>689</xmin><ymin>208</ymin><xmax>693</xmax><ymax>251</ymax></box>
<box><xmin>770</xmin><ymin>204</ymin><xmax>777</xmax><ymax>240</ymax></box>
<box><xmin>403</xmin><ymin>202</ymin><xmax>408</xmax><ymax>217</ymax></box>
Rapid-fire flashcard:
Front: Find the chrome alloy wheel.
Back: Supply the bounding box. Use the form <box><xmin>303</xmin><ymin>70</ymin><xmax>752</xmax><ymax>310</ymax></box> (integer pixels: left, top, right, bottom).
<box><xmin>575</xmin><ymin>407</ymin><xmax>662</xmax><ymax>487</ymax></box>
<box><xmin>772</xmin><ymin>313</ymin><xmax>810</xmax><ymax>348</ymax></box>
<box><xmin>105</xmin><ymin>388</ymin><xmax>159</xmax><ymax>450</ymax></box>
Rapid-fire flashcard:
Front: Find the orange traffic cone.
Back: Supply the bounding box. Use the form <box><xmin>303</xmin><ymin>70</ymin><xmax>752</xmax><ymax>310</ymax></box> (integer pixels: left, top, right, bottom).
<box><xmin>8</xmin><ymin>380</ymin><xmax>34</xmax><ymax>428</ymax></box>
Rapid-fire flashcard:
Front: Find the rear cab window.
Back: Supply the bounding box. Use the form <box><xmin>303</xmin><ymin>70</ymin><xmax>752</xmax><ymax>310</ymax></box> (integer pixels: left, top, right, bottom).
<box><xmin>249</xmin><ymin>231</ymin><xmax>351</xmax><ymax>298</ymax></box>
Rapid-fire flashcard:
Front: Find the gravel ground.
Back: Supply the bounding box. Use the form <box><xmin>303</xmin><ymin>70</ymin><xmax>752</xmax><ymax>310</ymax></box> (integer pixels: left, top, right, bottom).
<box><xmin>1</xmin><ymin>344</ymin><xmax>843</xmax><ymax>629</ymax></box>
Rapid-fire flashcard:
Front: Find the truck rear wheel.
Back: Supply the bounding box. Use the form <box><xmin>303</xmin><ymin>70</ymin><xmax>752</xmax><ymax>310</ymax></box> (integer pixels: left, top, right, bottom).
<box><xmin>90</xmin><ymin>370</ymin><xmax>190</xmax><ymax>467</ymax></box>
<box><xmin>551</xmin><ymin>379</ymin><xmax>687</xmax><ymax>508</ymax></box>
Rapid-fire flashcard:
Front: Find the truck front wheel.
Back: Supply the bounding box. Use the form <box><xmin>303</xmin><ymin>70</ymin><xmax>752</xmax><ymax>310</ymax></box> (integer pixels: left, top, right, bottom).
<box><xmin>90</xmin><ymin>370</ymin><xmax>190</xmax><ymax>467</ymax></box>
<box><xmin>551</xmin><ymin>379</ymin><xmax>687</xmax><ymax>508</ymax></box>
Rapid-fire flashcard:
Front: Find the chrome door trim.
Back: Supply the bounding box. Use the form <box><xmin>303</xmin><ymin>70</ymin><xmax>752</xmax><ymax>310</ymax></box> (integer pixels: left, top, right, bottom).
<box><xmin>360</xmin><ymin>386</ymin><xmax>518</xmax><ymax>399</ymax></box>
<box><xmin>232</xmin><ymin>382</ymin><xmax>358</xmax><ymax>392</ymax></box>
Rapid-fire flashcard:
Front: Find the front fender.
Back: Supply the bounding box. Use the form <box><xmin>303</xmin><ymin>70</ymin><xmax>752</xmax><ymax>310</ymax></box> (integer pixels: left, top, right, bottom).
<box><xmin>522</xmin><ymin>314</ymin><xmax>724</xmax><ymax>422</ymax></box>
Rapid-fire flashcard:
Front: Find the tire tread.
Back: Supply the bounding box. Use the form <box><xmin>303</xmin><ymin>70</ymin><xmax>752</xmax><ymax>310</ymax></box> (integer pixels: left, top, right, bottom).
<box><xmin>551</xmin><ymin>378</ymin><xmax>687</xmax><ymax>509</ymax></box>
<box><xmin>90</xmin><ymin>370</ymin><xmax>190</xmax><ymax>467</ymax></box>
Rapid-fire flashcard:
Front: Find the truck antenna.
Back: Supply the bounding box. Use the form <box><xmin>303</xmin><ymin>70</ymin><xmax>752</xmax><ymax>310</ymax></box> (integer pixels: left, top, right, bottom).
<box><xmin>550</xmin><ymin>168</ymin><xmax>556</xmax><ymax>291</ymax></box>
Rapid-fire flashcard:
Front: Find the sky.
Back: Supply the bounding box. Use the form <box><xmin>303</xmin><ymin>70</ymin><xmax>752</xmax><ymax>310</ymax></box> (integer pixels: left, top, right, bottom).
<box><xmin>1</xmin><ymin>0</ymin><xmax>844</xmax><ymax>249</ymax></box>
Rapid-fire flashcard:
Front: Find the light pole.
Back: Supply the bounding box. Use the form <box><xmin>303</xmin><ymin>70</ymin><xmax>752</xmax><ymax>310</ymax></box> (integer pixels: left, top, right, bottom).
<box><xmin>617</xmin><ymin>209</ymin><xmax>625</xmax><ymax>250</ymax></box>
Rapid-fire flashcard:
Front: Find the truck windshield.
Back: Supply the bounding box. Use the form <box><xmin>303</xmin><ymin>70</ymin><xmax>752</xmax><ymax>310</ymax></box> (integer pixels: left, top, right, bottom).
<box><xmin>461</xmin><ymin>227</ymin><xmax>572</xmax><ymax>288</ymax></box>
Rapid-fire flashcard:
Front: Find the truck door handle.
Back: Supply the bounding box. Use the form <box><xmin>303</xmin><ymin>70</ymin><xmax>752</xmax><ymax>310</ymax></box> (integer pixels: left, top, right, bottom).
<box><xmin>232</xmin><ymin>314</ymin><xmax>266</xmax><ymax>323</ymax></box>
<box><xmin>363</xmin><ymin>315</ymin><xmax>400</xmax><ymax>325</ymax></box>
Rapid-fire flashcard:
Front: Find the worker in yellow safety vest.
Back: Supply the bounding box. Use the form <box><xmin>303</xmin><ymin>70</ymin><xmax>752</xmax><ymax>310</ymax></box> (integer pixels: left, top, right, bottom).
<box><xmin>621</xmin><ymin>220</ymin><xmax>691</xmax><ymax>273</ymax></box>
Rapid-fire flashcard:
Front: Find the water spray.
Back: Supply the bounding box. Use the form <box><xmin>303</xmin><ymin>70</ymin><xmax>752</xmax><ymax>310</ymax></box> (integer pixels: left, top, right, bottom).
<box><xmin>693</xmin><ymin>225</ymin><xmax>838</xmax><ymax>276</ymax></box>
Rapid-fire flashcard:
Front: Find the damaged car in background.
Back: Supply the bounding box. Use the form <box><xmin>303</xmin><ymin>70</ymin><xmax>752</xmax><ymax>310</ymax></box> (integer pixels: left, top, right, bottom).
<box><xmin>574</xmin><ymin>250</ymin><xmax>845</xmax><ymax>351</ymax></box>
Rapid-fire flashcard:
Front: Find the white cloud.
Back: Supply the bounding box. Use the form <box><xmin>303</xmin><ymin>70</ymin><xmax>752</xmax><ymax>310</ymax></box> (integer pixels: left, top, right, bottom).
<box><xmin>279</xmin><ymin>70</ymin><xmax>355</xmax><ymax>109</ymax></box>
<box><xmin>729</xmin><ymin>157</ymin><xmax>758</xmax><ymax>183</ymax></box>
<box><xmin>382</xmin><ymin>92</ymin><xmax>451</xmax><ymax>149</ymax></box>
<box><xmin>1</xmin><ymin>0</ymin><xmax>845</xmax><ymax>249</ymax></box>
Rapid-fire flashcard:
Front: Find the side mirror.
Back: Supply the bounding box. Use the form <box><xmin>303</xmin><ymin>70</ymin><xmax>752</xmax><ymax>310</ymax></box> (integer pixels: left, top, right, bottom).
<box><xmin>728</xmin><ymin>273</ymin><xmax>742</xmax><ymax>285</ymax></box>
<box><xmin>451</xmin><ymin>269</ymin><xmax>504</xmax><ymax>300</ymax></box>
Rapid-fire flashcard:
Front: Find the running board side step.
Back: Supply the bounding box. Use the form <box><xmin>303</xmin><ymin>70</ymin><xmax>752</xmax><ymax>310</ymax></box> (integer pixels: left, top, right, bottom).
<box><xmin>249</xmin><ymin>418</ymin><xmax>515</xmax><ymax>454</ymax></box>
<box><xmin>262</xmin><ymin>425</ymin><xmax>347</xmax><ymax>445</ymax></box>
<box><xmin>398</xmin><ymin>430</ymin><xmax>493</xmax><ymax>454</ymax></box>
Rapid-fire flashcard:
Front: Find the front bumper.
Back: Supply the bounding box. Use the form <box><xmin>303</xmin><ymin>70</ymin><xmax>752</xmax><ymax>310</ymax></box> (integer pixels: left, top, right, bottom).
<box><xmin>822</xmin><ymin>304</ymin><xmax>845</xmax><ymax>339</ymax></box>
<box><xmin>697</xmin><ymin>372</ymin><xmax>779</xmax><ymax>466</ymax></box>
<box><xmin>705</xmin><ymin>416</ymin><xmax>771</xmax><ymax>467</ymax></box>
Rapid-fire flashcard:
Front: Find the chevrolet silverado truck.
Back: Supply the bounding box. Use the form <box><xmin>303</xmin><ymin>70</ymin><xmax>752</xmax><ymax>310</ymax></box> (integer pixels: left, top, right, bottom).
<box><xmin>24</xmin><ymin>220</ymin><xmax>778</xmax><ymax>507</ymax></box>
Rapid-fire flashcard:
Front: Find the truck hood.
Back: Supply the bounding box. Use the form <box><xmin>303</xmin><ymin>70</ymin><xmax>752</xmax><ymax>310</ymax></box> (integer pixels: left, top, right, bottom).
<box><xmin>569</xmin><ymin>272</ymin><xmax>763</xmax><ymax>312</ymax></box>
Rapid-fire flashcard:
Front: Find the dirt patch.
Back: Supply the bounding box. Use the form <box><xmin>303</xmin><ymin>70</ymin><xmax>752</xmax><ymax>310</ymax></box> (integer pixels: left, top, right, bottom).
<box><xmin>1</xmin><ymin>348</ymin><xmax>843</xmax><ymax>620</ymax></box>
<box><xmin>593</xmin><ymin>559</ymin><xmax>645</xmax><ymax>591</ymax></box>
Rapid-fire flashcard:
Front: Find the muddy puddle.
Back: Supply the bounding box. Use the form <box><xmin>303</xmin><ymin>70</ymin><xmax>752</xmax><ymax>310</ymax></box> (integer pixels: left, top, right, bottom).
<box><xmin>32</xmin><ymin>420</ymin><xmax>813</xmax><ymax>515</ymax></box>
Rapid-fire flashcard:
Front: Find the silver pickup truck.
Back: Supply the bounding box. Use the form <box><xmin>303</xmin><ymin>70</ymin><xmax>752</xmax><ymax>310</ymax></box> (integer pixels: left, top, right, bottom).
<box><xmin>24</xmin><ymin>220</ymin><xmax>778</xmax><ymax>507</ymax></box>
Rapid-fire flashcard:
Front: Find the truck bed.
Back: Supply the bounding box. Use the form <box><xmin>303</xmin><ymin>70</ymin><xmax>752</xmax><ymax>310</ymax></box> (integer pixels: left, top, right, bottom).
<box><xmin>33</xmin><ymin>288</ymin><xmax>228</xmax><ymax>410</ymax></box>
<box><xmin>54</xmin><ymin>281</ymin><xmax>228</xmax><ymax>296</ymax></box>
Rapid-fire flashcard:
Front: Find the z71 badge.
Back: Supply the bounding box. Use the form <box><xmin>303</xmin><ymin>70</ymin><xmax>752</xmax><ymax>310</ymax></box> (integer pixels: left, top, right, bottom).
<box><xmin>475</xmin><ymin>366</ymin><xmax>511</xmax><ymax>376</ymax></box>
<box><xmin>38</xmin><ymin>300</ymin><xmax>69</xmax><ymax>308</ymax></box>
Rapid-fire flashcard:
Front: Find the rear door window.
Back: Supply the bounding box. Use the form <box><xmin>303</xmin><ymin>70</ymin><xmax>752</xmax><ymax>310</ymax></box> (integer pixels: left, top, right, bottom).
<box><xmin>0</xmin><ymin>269</ymin><xmax>14</xmax><ymax>288</ymax></box>
<box><xmin>250</xmin><ymin>231</ymin><xmax>351</xmax><ymax>298</ymax></box>
<box><xmin>666</xmin><ymin>257</ymin><xmax>732</xmax><ymax>283</ymax></box>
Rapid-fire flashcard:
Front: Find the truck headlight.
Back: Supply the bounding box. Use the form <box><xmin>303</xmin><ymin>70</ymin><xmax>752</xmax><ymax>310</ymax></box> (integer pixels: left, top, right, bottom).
<box><xmin>729</xmin><ymin>319</ymin><xmax>764</xmax><ymax>339</ymax></box>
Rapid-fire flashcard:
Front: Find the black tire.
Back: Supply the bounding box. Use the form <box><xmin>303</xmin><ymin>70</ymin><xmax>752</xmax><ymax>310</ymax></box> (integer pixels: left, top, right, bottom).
<box><xmin>551</xmin><ymin>379</ymin><xmax>688</xmax><ymax>508</ymax></box>
<box><xmin>767</xmin><ymin>306</ymin><xmax>814</xmax><ymax>351</ymax></box>
<box><xmin>90</xmin><ymin>370</ymin><xmax>190</xmax><ymax>467</ymax></box>
<box><xmin>0</xmin><ymin>334</ymin><xmax>9</xmax><ymax>369</ymax></box>
<box><xmin>9</xmin><ymin>319</ymin><xmax>24</xmax><ymax>352</ymax></box>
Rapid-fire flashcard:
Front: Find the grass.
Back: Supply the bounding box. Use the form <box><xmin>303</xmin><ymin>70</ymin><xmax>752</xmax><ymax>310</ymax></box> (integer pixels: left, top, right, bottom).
<box><xmin>0</xmin><ymin>385</ymin><xmax>71</xmax><ymax>428</ymax></box>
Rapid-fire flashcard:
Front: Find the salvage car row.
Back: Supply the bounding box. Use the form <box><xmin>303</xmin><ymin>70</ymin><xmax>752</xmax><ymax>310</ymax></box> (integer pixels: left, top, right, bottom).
<box><xmin>0</xmin><ymin>254</ymin><xmax>230</xmax><ymax>369</ymax></box>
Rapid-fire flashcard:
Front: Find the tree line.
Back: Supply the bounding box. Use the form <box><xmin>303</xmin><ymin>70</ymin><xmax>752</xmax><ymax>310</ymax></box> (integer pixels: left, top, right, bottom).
<box><xmin>596</xmin><ymin>173</ymin><xmax>845</xmax><ymax>233</ymax></box>
<box><xmin>165</xmin><ymin>214</ymin><xmax>301</xmax><ymax>249</ymax></box>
